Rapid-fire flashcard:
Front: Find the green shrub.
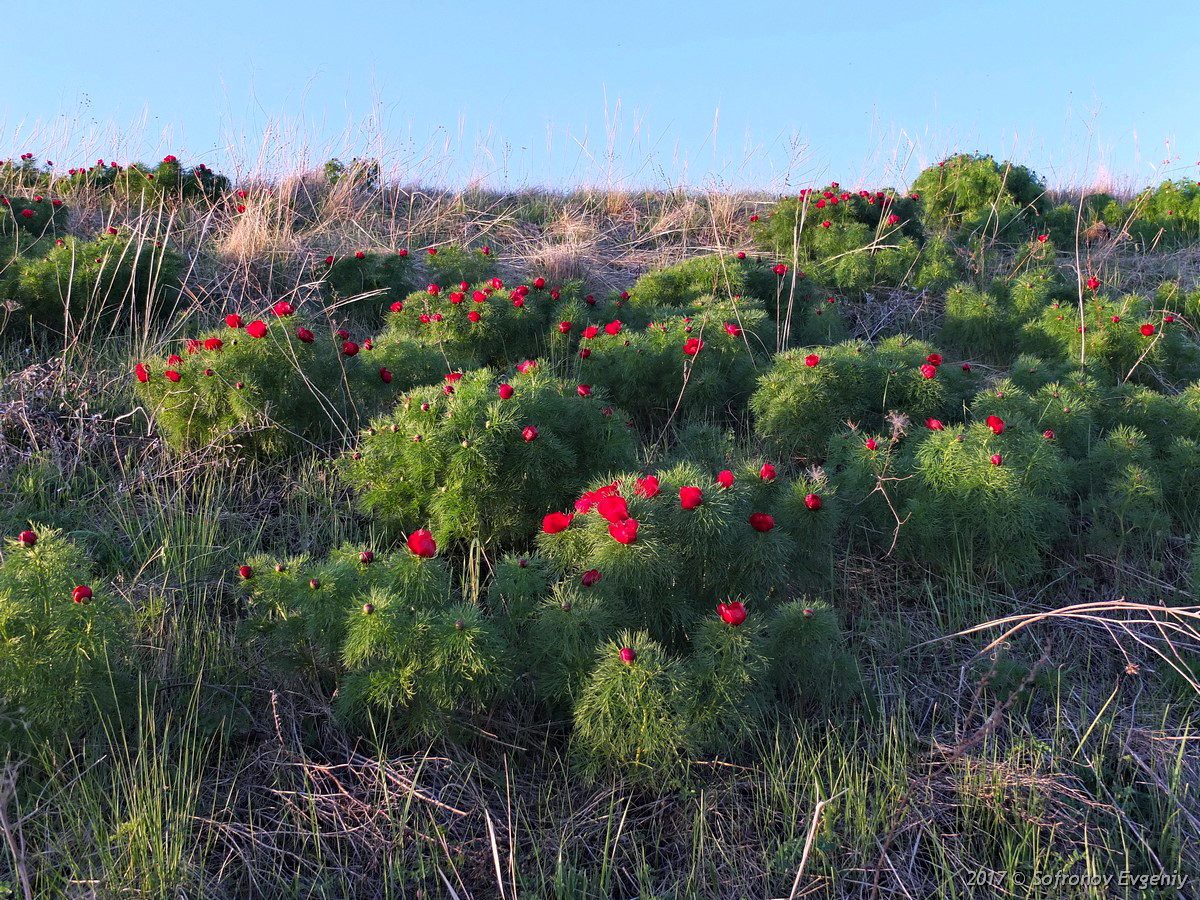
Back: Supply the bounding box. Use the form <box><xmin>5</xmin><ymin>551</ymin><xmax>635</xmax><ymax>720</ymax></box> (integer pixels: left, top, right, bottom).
<box><xmin>938</xmin><ymin>282</ymin><xmax>1018</xmax><ymax>360</ymax></box>
<box><xmin>12</xmin><ymin>227</ymin><xmax>183</xmax><ymax>329</ymax></box>
<box><xmin>135</xmin><ymin>311</ymin><xmax>439</xmax><ymax>455</ymax></box>
<box><xmin>751</xmin><ymin>336</ymin><xmax>976</xmax><ymax>460</ymax></box>
<box><xmin>426</xmin><ymin>245</ymin><xmax>494</xmax><ymax>285</ymax></box>
<box><xmin>321</xmin><ymin>250</ymin><xmax>417</xmax><ymax>316</ymax></box>
<box><xmin>910</xmin><ymin>153</ymin><xmax>1045</xmax><ymax>241</ymax></box>
<box><xmin>342</xmin><ymin>366</ymin><xmax>637</xmax><ymax>547</ymax></box>
<box><xmin>1124</xmin><ymin>179</ymin><xmax>1200</xmax><ymax>247</ymax></box>
<box><xmin>241</xmin><ymin>542</ymin><xmax>509</xmax><ymax>738</ymax></box>
<box><xmin>0</xmin><ymin>526</ymin><xmax>129</xmax><ymax>745</ymax></box>
<box><xmin>1083</xmin><ymin>425</ymin><xmax>1172</xmax><ymax>559</ymax></box>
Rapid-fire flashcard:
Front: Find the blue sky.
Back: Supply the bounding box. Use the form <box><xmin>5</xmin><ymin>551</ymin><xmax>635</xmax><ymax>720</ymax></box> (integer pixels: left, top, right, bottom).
<box><xmin>4</xmin><ymin>0</ymin><xmax>1197</xmax><ymax>192</ymax></box>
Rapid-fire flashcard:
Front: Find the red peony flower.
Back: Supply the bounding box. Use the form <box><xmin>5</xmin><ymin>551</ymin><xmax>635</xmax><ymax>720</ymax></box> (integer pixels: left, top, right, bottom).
<box><xmin>920</xmin><ymin>364</ymin><xmax>937</xmax><ymax>379</ymax></box>
<box><xmin>717</xmin><ymin>601</ymin><xmax>747</xmax><ymax>626</ymax></box>
<box><xmin>629</xmin><ymin>475</ymin><xmax>656</xmax><ymax>499</ymax></box>
<box><xmin>773</xmin><ymin>263</ymin><xmax>788</xmax><ymax>276</ymax></box>
<box><xmin>748</xmin><ymin>512</ymin><xmax>775</xmax><ymax>532</ymax></box>
<box><xmin>445</xmin><ymin>372</ymin><xmax>463</xmax><ymax>383</ymax></box>
<box><xmin>620</xmin><ymin>646</ymin><xmax>636</xmax><ymax>664</ymax></box>
<box><xmin>467</xmin><ymin>310</ymin><xmax>482</xmax><ymax>323</ymax></box>
<box><xmin>598</xmin><ymin>495</ymin><xmax>630</xmax><ymax>523</ymax></box>
<box><xmin>246</xmin><ymin>320</ymin><xmax>267</xmax><ymax>338</ymax></box>
<box><xmin>355</xmin><ymin>251</ymin><xmax>365</xmax><ymax>260</ymax></box>
<box><xmin>388</xmin><ymin>299</ymin><xmax>404</xmax><ymax>313</ymax></box>
<box><xmin>226</xmin><ymin>313</ymin><xmax>244</xmax><ymax>329</ymax></box>
<box><xmin>604</xmin><ymin>320</ymin><xmax>623</xmax><ymax>336</ymax></box>
<box><xmin>804</xmin><ymin>493</ymin><xmax>822</xmax><ymax>510</ymax></box>
<box><xmin>72</xmin><ymin>584</ymin><xmax>93</xmax><ymax>604</ymax></box>
<box><xmin>203</xmin><ymin>337</ymin><xmax>223</xmax><ymax>351</ymax></box>
<box><xmin>577</xmin><ymin>384</ymin><xmax>592</xmax><ymax>398</ymax></box>
<box><xmin>926</xmin><ymin>353</ymin><xmax>943</xmax><ymax>367</ymax></box>
<box><xmin>736</xmin><ymin>251</ymin><xmax>747</xmax><ymax>260</ymax></box>
<box><xmin>427</xmin><ymin>284</ymin><xmax>441</xmax><ymax>296</ymax></box>
<box><xmin>985</xmin><ymin>415</ymin><xmax>1005</xmax><ymax>435</ymax></box>
<box><xmin>295</xmin><ymin>327</ymin><xmax>314</xmax><ymax>343</ymax></box>
<box><xmin>887</xmin><ymin>214</ymin><xmax>901</xmax><ymax>226</ymax></box>
<box><xmin>926</xmin><ymin>418</ymin><xmax>945</xmax><ymax>431</ymax></box>
<box><xmin>804</xmin><ymin>354</ymin><xmax>819</xmax><ymax>367</ymax></box>
<box><xmin>581</xmin><ymin>568</ymin><xmax>602</xmax><ymax>587</ymax></box>
<box><xmin>542</xmin><ymin>511</ymin><xmax>574</xmax><ymax>534</ymax></box>
<box><xmin>1140</xmin><ymin>323</ymin><xmax>1156</xmax><ymax>336</ymax></box>
<box><xmin>238</xmin><ymin>564</ymin><xmax>253</xmax><ymax>580</ymax></box>
<box><xmin>20</xmin><ymin>209</ymin><xmax>33</xmax><ymax>219</ymax></box>
<box><xmin>1086</xmin><ymin>276</ymin><xmax>1100</xmax><ymax>291</ymax></box>
<box><xmin>533</xmin><ymin>277</ymin><xmax>545</xmax><ymax>289</ymax></box>
<box><xmin>608</xmin><ymin>518</ymin><xmax>639</xmax><ymax>545</ymax></box>
<box><xmin>165</xmin><ymin>369</ymin><xmax>181</xmax><ymax>382</ymax></box>
<box><xmin>759</xmin><ymin>462</ymin><xmax>776</xmax><ymax>481</ymax></box>
<box><xmin>498</xmin><ymin>383</ymin><xmax>514</xmax><ymax>399</ymax></box>
<box><xmin>1036</xmin><ymin>234</ymin><xmax>1049</xmax><ymax>243</ymax></box>
<box><xmin>407</xmin><ymin>529</ymin><xmax>437</xmax><ymax>558</ymax></box>
<box><xmin>1043</xmin><ymin>429</ymin><xmax>1056</xmax><ymax>440</ymax></box>
<box><xmin>716</xmin><ymin>469</ymin><xmax>734</xmax><ymax>489</ymax></box>
<box><xmin>516</xmin><ymin>360</ymin><xmax>537</xmax><ymax>374</ymax></box>
<box><xmin>481</xmin><ymin>245</ymin><xmax>490</xmax><ymax>255</ymax></box>
<box><xmin>990</xmin><ymin>453</ymin><xmax>1003</xmax><ymax>466</ymax></box>
<box><xmin>679</xmin><ymin>486</ymin><xmax>703</xmax><ymax>509</ymax></box>
<box><xmin>342</xmin><ymin>340</ymin><xmax>360</xmax><ymax>356</ymax></box>
<box><xmin>558</xmin><ymin>321</ymin><xmax>572</xmax><ymax>334</ymax></box>
<box><xmin>582</xmin><ymin>325</ymin><xmax>600</xmax><ymax>340</ymax></box>
<box><xmin>17</xmin><ymin>529</ymin><xmax>38</xmax><ymax>546</ymax></box>
<box><xmin>379</xmin><ymin>367</ymin><xmax>392</xmax><ymax>383</ymax></box>
<box><xmin>449</xmin><ymin>291</ymin><xmax>465</xmax><ymax>304</ymax></box>
<box><xmin>683</xmin><ymin>337</ymin><xmax>704</xmax><ymax>356</ymax></box>
<box><xmin>522</xmin><ymin>425</ymin><xmax>539</xmax><ymax>442</ymax></box>
<box><xmin>135</xmin><ymin>363</ymin><xmax>150</xmax><ymax>383</ymax></box>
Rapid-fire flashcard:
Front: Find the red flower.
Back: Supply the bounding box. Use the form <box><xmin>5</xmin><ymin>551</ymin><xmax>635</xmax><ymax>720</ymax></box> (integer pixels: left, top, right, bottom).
<box><xmin>579</xmin><ymin>348</ymin><xmax>591</xmax><ymax>359</ymax></box>
<box><xmin>620</xmin><ymin>647</ymin><xmax>637</xmax><ymax>664</ymax></box>
<box><xmin>683</xmin><ymin>337</ymin><xmax>704</xmax><ymax>356</ymax></box>
<box><xmin>336</xmin><ymin>328</ymin><xmax>350</xmax><ymax>340</ymax></box>
<box><xmin>724</xmin><ymin>322</ymin><xmax>742</xmax><ymax>337</ymax></box>
<box><xmin>920</xmin><ymin>364</ymin><xmax>937</xmax><ymax>379</ymax></box>
<box><xmin>925</xmin><ymin>353</ymin><xmax>943</xmax><ymax>367</ymax></box>
<box><xmin>581</xmin><ymin>569</ymin><xmax>602</xmax><ymax>587</ymax></box>
<box><xmin>389</xmin><ymin>300</ymin><xmax>404</xmax><ymax>313</ymax></box>
<box><xmin>295</xmin><ymin>327</ymin><xmax>314</xmax><ymax>343</ymax></box>
<box><xmin>203</xmin><ymin>337</ymin><xmax>223</xmax><ymax>351</ymax></box>
<box><xmin>680</xmin><ymin>486</ymin><xmax>703</xmax><ymax>509</ymax></box>
<box><xmin>542</xmin><ymin>511</ymin><xmax>574</xmax><ymax>534</ymax></box>
<box><xmin>1085</xmin><ymin>276</ymin><xmax>1100</xmax><ymax>291</ymax></box>
<box><xmin>736</xmin><ymin>251</ymin><xmax>747</xmax><ymax>260</ymax></box>
<box><xmin>72</xmin><ymin>584</ymin><xmax>93</xmax><ymax>604</ymax></box>
<box><xmin>481</xmin><ymin>245</ymin><xmax>490</xmax><ymax>255</ymax></box>
<box><xmin>165</xmin><ymin>369</ymin><xmax>181</xmax><ymax>382</ymax></box>
<box><xmin>804</xmin><ymin>354</ymin><xmax>819</xmax><ymax>367</ymax></box>
<box><xmin>167</xmin><ymin>353</ymin><xmax>183</xmax><ymax>365</ymax></box>
<box><xmin>512</xmin><ymin>296</ymin><xmax>525</xmax><ymax>308</ymax></box>
<box><xmin>20</xmin><ymin>209</ymin><xmax>33</xmax><ymax>219</ymax></box>
<box><xmin>716</xmin><ymin>469</ymin><xmax>734</xmax><ymax>489</ymax></box>
<box><xmin>717</xmin><ymin>601</ymin><xmax>747</xmax><ymax>626</ymax></box>
<box><xmin>427</xmin><ymin>247</ymin><xmax>437</xmax><ymax>256</ymax></box>
<box><xmin>577</xmin><ymin>384</ymin><xmax>592</xmax><ymax>398</ymax></box>
<box><xmin>472</xmin><ymin>290</ymin><xmax>488</xmax><ymax>303</ymax></box>
<box><xmin>449</xmin><ymin>292</ymin><xmax>465</xmax><ymax>305</ymax></box>
<box><xmin>749</xmin><ymin>214</ymin><xmax>760</xmax><ymax>222</ymax></box>
<box><xmin>533</xmin><ymin>277</ymin><xmax>546</xmax><ymax>289</ymax></box>
<box><xmin>1043</xmin><ymin>429</ymin><xmax>1056</xmax><ymax>440</ymax></box>
<box><xmin>748</xmin><ymin>512</ymin><xmax>775</xmax><ymax>533</ymax></box>
<box><xmin>620</xmin><ymin>291</ymin><xmax>630</xmax><ymax>301</ymax></box>
<box><xmin>238</xmin><ymin>565</ymin><xmax>253</xmax><ymax>580</ymax></box>
<box><xmin>558</xmin><ymin>321</ymin><xmax>572</xmax><ymax>334</ymax></box>
<box><xmin>605</xmin><ymin>320</ymin><xmax>623</xmax><ymax>336</ymax></box>
<box><xmin>342</xmin><ymin>340</ymin><xmax>360</xmax><ymax>356</ymax></box>
<box><xmin>926</xmin><ymin>418</ymin><xmax>945</xmax><ymax>431</ymax></box>
<box><xmin>1140</xmin><ymin>323</ymin><xmax>1156</xmax><ymax>336</ymax></box>
<box><xmin>516</xmin><ymin>360</ymin><xmax>537</xmax><ymax>374</ymax></box>
<box><xmin>407</xmin><ymin>529</ymin><xmax>437</xmax><ymax>558</ymax></box>
<box><xmin>522</xmin><ymin>425</ymin><xmax>539</xmax><ymax>442</ymax></box>
<box><xmin>820</xmin><ymin>220</ymin><xmax>832</xmax><ymax>228</ymax></box>
<box><xmin>773</xmin><ymin>263</ymin><xmax>788</xmax><ymax>276</ymax></box>
<box><xmin>17</xmin><ymin>530</ymin><xmax>37</xmax><ymax>546</ymax></box>
<box><xmin>445</xmin><ymin>372</ymin><xmax>463</xmax><ymax>383</ymax></box>
<box><xmin>962</xmin><ymin>363</ymin><xmax>972</xmax><ymax>372</ymax></box>
<box><xmin>635</xmin><ymin>475</ymin><xmax>660</xmax><ymax>498</ymax></box>
<box><xmin>985</xmin><ymin>415</ymin><xmax>1005</xmax><ymax>435</ymax></box>
<box><xmin>1036</xmin><ymin>234</ymin><xmax>1049</xmax><ymax>243</ymax></box>
<box><xmin>135</xmin><ymin>363</ymin><xmax>150</xmax><ymax>383</ymax></box>
<box><xmin>1110</xmin><ymin>315</ymin><xmax>1121</xmax><ymax>324</ymax></box>
<box><xmin>226</xmin><ymin>313</ymin><xmax>244</xmax><ymax>329</ymax></box>
<box><xmin>498</xmin><ymin>383</ymin><xmax>514</xmax><ymax>399</ymax></box>
<box><xmin>236</xmin><ymin>204</ymin><xmax>246</xmax><ymax>214</ymax></box>
<box><xmin>887</xmin><ymin>214</ymin><xmax>901</xmax><ymax>226</ymax></box>
<box><xmin>598</xmin><ymin>495</ymin><xmax>630</xmax><ymax>523</ymax></box>
<box><xmin>379</xmin><ymin>367</ymin><xmax>393</xmax><ymax>383</ymax></box>
<box><xmin>990</xmin><ymin>453</ymin><xmax>1003</xmax><ymax>466</ymax></box>
<box><xmin>360</xmin><ymin>549</ymin><xmax>375</xmax><ymax>565</ymax></box>
<box><xmin>427</xmin><ymin>284</ymin><xmax>441</xmax><ymax>296</ymax></box>
<box><xmin>582</xmin><ymin>325</ymin><xmax>600</xmax><ymax>340</ymax></box>
<box><xmin>468</xmin><ymin>310</ymin><xmax>481</xmax><ymax>322</ymax></box>
<box><xmin>759</xmin><ymin>463</ymin><xmax>776</xmax><ymax>482</ymax></box>
<box><xmin>804</xmin><ymin>493</ymin><xmax>822</xmax><ymax>510</ymax></box>
<box><xmin>608</xmin><ymin>518</ymin><xmax>639</xmax><ymax>545</ymax></box>
<box><xmin>246</xmin><ymin>320</ymin><xmax>267</xmax><ymax>338</ymax></box>
<box><xmin>355</xmin><ymin>250</ymin><xmax>366</xmax><ymax>260</ymax></box>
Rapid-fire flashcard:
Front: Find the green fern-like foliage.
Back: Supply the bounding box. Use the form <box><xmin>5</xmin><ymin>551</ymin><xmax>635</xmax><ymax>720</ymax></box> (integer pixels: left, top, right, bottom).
<box><xmin>135</xmin><ymin>313</ymin><xmax>439</xmax><ymax>455</ymax></box>
<box><xmin>938</xmin><ymin>282</ymin><xmax>1019</xmax><ymax>360</ymax></box>
<box><xmin>1018</xmin><ymin>293</ymin><xmax>1200</xmax><ymax>386</ymax></box>
<box><xmin>241</xmin><ymin>543</ymin><xmax>507</xmax><ymax>738</ymax></box>
<box><xmin>343</xmin><ymin>366</ymin><xmax>637</xmax><ymax>547</ymax></box>
<box><xmin>322</xmin><ymin>251</ymin><xmax>417</xmax><ymax>317</ymax></box>
<box><xmin>1124</xmin><ymin>179</ymin><xmax>1200</xmax><ymax>248</ymax></box>
<box><xmin>1083</xmin><ymin>425</ymin><xmax>1172</xmax><ymax>559</ymax></box>
<box><xmin>426</xmin><ymin>245</ymin><xmax>495</xmax><ymax>285</ymax></box>
<box><xmin>118</xmin><ymin>156</ymin><xmax>231</xmax><ymax>202</ymax></box>
<box><xmin>11</xmin><ymin>227</ymin><xmax>183</xmax><ymax>330</ymax></box>
<box><xmin>902</xmin><ymin>420</ymin><xmax>1071</xmax><ymax>581</ymax></box>
<box><xmin>910</xmin><ymin>153</ymin><xmax>1045</xmax><ymax>242</ymax></box>
<box><xmin>751</xmin><ymin>335</ymin><xmax>977</xmax><ymax>460</ymax></box>
<box><xmin>0</xmin><ymin>526</ymin><xmax>129</xmax><ymax>745</ymax></box>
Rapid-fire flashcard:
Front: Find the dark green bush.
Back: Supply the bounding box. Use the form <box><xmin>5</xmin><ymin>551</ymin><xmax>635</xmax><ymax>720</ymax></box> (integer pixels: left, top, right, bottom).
<box><xmin>910</xmin><ymin>153</ymin><xmax>1046</xmax><ymax>242</ymax></box>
